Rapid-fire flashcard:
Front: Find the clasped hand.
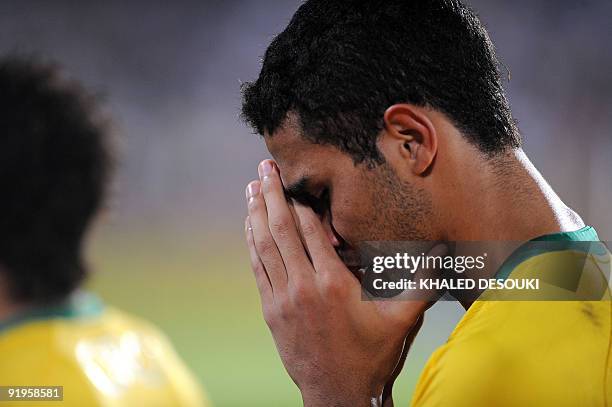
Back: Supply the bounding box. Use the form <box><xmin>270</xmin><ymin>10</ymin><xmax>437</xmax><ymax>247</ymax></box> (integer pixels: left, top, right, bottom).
<box><xmin>245</xmin><ymin>159</ymin><xmax>442</xmax><ymax>407</ymax></box>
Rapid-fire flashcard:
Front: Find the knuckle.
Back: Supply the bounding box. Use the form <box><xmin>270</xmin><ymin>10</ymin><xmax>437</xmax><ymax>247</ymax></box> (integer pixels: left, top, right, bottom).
<box><xmin>245</xmin><ymin>226</ymin><xmax>254</xmax><ymax>243</ymax></box>
<box><xmin>255</xmin><ymin>237</ymin><xmax>277</xmax><ymax>258</ymax></box>
<box><xmin>290</xmin><ymin>280</ymin><xmax>314</xmax><ymax>306</ymax></box>
<box><xmin>262</xmin><ymin>306</ymin><xmax>276</xmax><ymax>329</ymax></box>
<box><xmin>275</xmin><ymin>297</ymin><xmax>294</xmax><ymax>321</ymax></box>
<box><xmin>269</xmin><ymin>215</ymin><xmax>293</xmax><ymax>239</ymax></box>
<box><xmin>278</xmin><ymin>306</ymin><xmax>293</xmax><ymax>321</ymax></box>
<box><xmin>320</xmin><ymin>275</ymin><xmax>346</xmax><ymax>297</ymax></box>
<box><xmin>252</xmin><ymin>261</ymin><xmax>267</xmax><ymax>282</ymax></box>
<box><xmin>247</xmin><ymin>196</ymin><xmax>261</xmax><ymax>211</ymax></box>
<box><xmin>299</xmin><ymin>219</ymin><xmax>318</xmax><ymax>238</ymax></box>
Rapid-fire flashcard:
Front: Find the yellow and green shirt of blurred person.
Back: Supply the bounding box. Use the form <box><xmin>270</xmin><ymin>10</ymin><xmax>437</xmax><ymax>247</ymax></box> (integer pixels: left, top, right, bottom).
<box><xmin>0</xmin><ymin>292</ymin><xmax>209</xmax><ymax>407</ymax></box>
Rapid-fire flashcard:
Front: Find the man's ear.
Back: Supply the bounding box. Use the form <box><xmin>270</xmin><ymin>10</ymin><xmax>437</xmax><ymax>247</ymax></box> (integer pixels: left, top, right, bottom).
<box><xmin>379</xmin><ymin>104</ymin><xmax>438</xmax><ymax>176</ymax></box>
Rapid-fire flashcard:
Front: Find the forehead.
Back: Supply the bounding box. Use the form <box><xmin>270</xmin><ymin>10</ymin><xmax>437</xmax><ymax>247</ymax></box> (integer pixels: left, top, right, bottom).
<box><xmin>264</xmin><ymin>121</ymin><xmax>350</xmax><ymax>187</ymax></box>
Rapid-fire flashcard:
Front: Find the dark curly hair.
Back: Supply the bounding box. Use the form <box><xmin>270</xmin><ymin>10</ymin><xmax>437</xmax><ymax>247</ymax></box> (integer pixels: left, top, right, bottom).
<box><xmin>0</xmin><ymin>56</ymin><xmax>113</xmax><ymax>304</ymax></box>
<box><xmin>241</xmin><ymin>0</ymin><xmax>520</xmax><ymax>165</ymax></box>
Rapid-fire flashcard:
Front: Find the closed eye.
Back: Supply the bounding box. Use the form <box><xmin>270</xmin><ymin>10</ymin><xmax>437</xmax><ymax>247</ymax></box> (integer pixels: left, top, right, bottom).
<box><xmin>310</xmin><ymin>188</ymin><xmax>330</xmax><ymax>217</ymax></box>
<box><xmin>284</xmin><ymin>178</ymin><xmax>330</xmax><ymax>217</ymax></box>
<box><xmin>288</xmin><ymin>189</ymin><xmax>328</xmax><ymax>215</ymax></box>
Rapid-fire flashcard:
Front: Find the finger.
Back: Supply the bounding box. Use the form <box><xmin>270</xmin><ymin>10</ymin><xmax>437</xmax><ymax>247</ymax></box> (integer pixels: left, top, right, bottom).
<box><xmin>258</xmin><ymin>160</ymin><xmax>313</xmax><ymax>280</ymax></box>
<box><xmin>287</xmin><ymin>203</ymin><xmax>313</xmax><ymax>263</ymax></box>
<box><xmin>246</xmin><ymin>180</ymin><xmax>288</xmax><ymax>291</ymax></box>
<box><xmin>292</xmin><ymin>202</ymin><xmax>343</xmax><ymax>273</ymax></box>
<box><xmin>245</xmin><ymin>216</ymin><xmax>273</xmax><ymax>301</ymax></box>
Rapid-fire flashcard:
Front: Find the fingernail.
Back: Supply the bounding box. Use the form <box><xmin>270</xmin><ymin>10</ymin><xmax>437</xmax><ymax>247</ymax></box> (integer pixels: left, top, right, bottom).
<box><xmin>258</xmin><ymin>160</ymin><xmax>273</xmax><ymax>178</ymax></box>
<box><xmin>246</xmin><ymin>181</ymin><xmax>260</xmax><ymax>200</ymax></box>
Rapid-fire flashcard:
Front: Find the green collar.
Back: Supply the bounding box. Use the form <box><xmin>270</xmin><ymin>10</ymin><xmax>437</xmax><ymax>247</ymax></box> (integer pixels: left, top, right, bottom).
<box><xmin>0</xmin><ymin>291</ymin><xmax>103</xmax><ymax>335</ymax></box>
<box><xmin>495</xmin><ymin>226</ymin><xmax>601</xmax><ymax>281</ymax></box>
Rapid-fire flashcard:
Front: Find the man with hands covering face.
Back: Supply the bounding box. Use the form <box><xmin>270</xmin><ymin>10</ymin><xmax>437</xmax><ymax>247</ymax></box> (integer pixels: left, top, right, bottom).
<box><xmin>241</xmin><ymin>0</ymin><xmax>609</xmax><ymax>406</ymax></box>
<box><xmin>245</xmin><ymin>156</ymin><xmax>442</xmax><ymax>406</ymax></box>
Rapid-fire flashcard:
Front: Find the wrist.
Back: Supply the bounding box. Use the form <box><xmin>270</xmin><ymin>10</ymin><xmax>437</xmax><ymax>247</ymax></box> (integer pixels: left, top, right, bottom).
<box><xmin>300</xmin><ymin>385</ymin><xmax>383</xmax><ymax>407</ymax></box>
<box><xmin>301</xmin><ymin>393</ymin><xmax>380</xmax><ymax>407</ymax></box>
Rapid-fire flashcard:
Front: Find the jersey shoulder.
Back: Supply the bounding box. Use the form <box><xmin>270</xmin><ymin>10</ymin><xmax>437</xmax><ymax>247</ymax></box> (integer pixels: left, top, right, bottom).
<box><xmin>412</xmin><ymin>237</ymin><xmax>612</xmax><ymax>406</ymax></box>
<box><xmin>412</xmin><ymin>299</ymin><xmax>611</xmax><ymax>407</ymax></box>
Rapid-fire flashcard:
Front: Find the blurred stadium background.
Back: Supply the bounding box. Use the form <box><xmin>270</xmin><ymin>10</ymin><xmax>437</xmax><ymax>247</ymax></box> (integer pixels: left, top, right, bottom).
<box><xmin>1</xmin><ymin>1</ymin><xmax>610</xmax><ymax>405</ymax></box>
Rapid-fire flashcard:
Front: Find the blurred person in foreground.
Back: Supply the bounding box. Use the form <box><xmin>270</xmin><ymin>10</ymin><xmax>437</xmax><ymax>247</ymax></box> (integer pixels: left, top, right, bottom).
<box><xmin>0</xmin><ymin>56</ymin><xmax>208</xmax><ymax>407</ymax></box>
<box><xmin>241</xmin><ymin>0</ymin><xmax>611</xmax><ymax>406</ymax></box>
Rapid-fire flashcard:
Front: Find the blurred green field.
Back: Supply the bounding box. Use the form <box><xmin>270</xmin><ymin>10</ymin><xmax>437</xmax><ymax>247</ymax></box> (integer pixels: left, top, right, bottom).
<box><xmin>87</xmin><ymin>228</ymin><xmax>461</xmax><ymax>407</ymax></box>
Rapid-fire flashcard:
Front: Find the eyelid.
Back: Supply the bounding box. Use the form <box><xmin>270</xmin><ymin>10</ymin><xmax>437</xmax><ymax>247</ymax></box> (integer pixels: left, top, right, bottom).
<box><xmin>287</xmin><ymin>192</ymin><xmax>314</xmax><ymax>208</ymax></box>
<box><xmin>311</xmin><ymin>188</ymin><xmax>330</xmax><ymax>215</ymax></box>
<box><xmin>318</xmin><ymin>187</ymin><xmax>329</xmax><ymax>201</ymax></box>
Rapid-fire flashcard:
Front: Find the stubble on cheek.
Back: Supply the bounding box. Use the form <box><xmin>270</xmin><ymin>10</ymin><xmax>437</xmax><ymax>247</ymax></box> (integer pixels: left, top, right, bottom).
<box><xmin>329</xmin><ymin>162</ymin><xmax>435</xmax><ymax>262</ymax></box>
<box><xmin>364</xmin><ymin>164</ymin><xmax>434</xmax><ymax>242</ymax></box>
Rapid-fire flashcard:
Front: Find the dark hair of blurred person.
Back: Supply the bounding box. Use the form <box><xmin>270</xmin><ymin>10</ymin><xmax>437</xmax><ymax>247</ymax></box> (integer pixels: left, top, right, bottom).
<box><xmin>0</xmin><ymin>56</ymin><xmax>112</xmax><ymax>306</ymax></box>
<box><xmin>0</xmin><ymin>56</ymin><xmax>209</xmax><ymax>407</ymax></box>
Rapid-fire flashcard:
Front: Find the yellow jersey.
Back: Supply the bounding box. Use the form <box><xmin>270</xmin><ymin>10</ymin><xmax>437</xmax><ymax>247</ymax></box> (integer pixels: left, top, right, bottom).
<box><xmin>411</xmin><ymin>226</ymin><xmax>611</xmax><ymax>407</ymax></box>
<box><xmin>0</xmin><ymin>292</ymin><xmax>209</xmax><ymax>407</ymax></box>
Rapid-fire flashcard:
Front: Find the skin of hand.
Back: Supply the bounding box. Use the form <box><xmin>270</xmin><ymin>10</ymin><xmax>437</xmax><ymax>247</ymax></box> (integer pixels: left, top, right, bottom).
<box><xmin>245</xmin><ymin>159</ymin><xmax>443</xmax><ymax>407</ymax></box>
